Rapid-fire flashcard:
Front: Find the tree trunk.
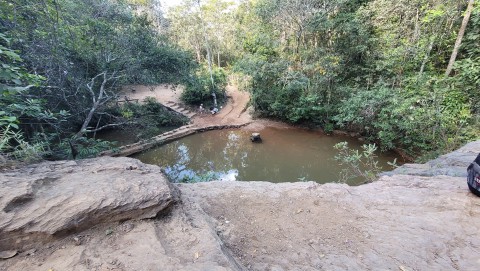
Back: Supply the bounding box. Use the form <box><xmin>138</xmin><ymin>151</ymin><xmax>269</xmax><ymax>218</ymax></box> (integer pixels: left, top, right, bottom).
<box><xmin>75</xmin><ymin>72</ymin><xmax>111</xmax><ymax>138</ymax></box>
<box><xmin>419</xmin><ymin>37</ymin><xmax>435</xmax><ymax>76</ymax></box>
<box><xmin>76</xmin><ymin>102</ymin><xmax>100</xmax><ymax>138</ymax></box>
<box><xmin>445</xmin><ymin>0</ymin><xmax>475</xmax><ymax>76</ymax></box>
<box><xmin>195</xmin><ymin>45</ymin><xmax>202</xmax><ymax>62</ymax></box>
<box><xmin>413</xmin><ymin>8</ymin><xmax>420</xmax><ymax>42</ymax></box>
<box><xmin>217</xmin><ymin>51</ymin><xmax>220</xmax><ymax>67</ymax></box>
<box><xmin>196</xmin><ymin>0</ymin><xmax>217</xmax><ymax>107</ymax></box>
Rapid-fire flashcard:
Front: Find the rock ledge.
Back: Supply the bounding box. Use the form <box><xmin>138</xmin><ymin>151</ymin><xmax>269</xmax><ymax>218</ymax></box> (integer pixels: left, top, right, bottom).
<box><xmin>0</xmin><ymin>157</ymin><xmax>175</xmax><ymax>251</ymax></box>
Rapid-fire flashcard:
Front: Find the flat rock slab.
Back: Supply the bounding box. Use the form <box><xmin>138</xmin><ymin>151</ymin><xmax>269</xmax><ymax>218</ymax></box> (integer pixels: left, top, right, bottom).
<box><xmin>384</xmin><ymin>140</ymin><xmax>480</xmax><ymax>177</ymax></box>
<box><xmin>1</xmin><ymin>141</ymin><xmax>480</xmax><ymax>271</ymax></box>
<box><xmin>178</xmin><ymin>175</ymin><xmax>480</xmax><ymax>270</ymax></box>
<box><xmin>0</xmin><ymin>157</ymin><xmax>175</xmax><ymax>251</ymax></box>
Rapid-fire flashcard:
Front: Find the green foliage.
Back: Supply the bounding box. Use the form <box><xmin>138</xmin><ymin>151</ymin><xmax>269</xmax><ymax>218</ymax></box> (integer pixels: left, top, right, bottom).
<box><xmin>323</xmin><ymin>122</ymin><xmax>334</xmax><ymax>135</ymax></box>
<box><xmin>1</xmin><ymin>111</ymin><xmax>48</xmax><ymax>164</ymax></box>
<box><xmin>0</xmin><ymin>0</ymin><xmax>199</xmax><ymax>162</ymax></box>
<box><xmin>242</xmin><ymin>32</ymin><xmax>278</xmax><ymax>60</ymax></box>
<box><xmin>452</xmin><ymin>4</ymin><xmax>480</xmax><ymax>114</ymax></box>
<box><xmin>113</xmin><ymin>97</ymin><xmax>188</xmax><ymax>140</ymax></box>
<box><xmin>167</xmin><ymin>0</ymin><xmax>239</xmax><ymax>65</ymax></box>
<box><xmin>0</xmin><ymin>112</ymin><xmax>20</xmax><ymax>153</ymax></box>
<box><xmin>235</xmin><ymin>56</ymin><xmax>327</xmax><ymax>124</ymax></box>
<box><xmin>334</xmin><ymin>142</ymin><xmax>387</xmax><ymax>183</ymax></box>
<box><xmin>53</xmin><ymin>137</ymin><xmax>115</xmax><ymax>160</ymax></box>
<box><xmin>232</xmin><ymin>0</ymin><xmax>479</xmax><ymax>159</ymax></box>
<box><xmin>0</xmin><ymin>33</ymin><xmax>50</xmax><ymax>163</ymax></box>
<box><xmin>181</xmin><ymin>66</ymin><xmax>227</xmax><ymax>105</ymax></box>
<box><xmin>1</xmin><ymin>0</ymin><xmax>479</xmax><ymax>164</ymax></box>
<box><xmin>334</xmin><ymin>75</ymin><xmax>477</xmax><ymax>157</ymax></box>
<box><xmin>177</xmin><ymin>171</ymin><xmax>221</xmax><ymax>183</ymax></box>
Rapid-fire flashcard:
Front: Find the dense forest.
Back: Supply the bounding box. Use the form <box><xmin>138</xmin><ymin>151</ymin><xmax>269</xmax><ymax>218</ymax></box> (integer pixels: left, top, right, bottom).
<box><xmin>1</xmin><ymin>0</ymin><xmax>479</xmax><ymax>164</ymax></box>
<box><xmin>0</xmin><ymin>0</ymin><xmax>201</xmax><ymax>161</ymax></box>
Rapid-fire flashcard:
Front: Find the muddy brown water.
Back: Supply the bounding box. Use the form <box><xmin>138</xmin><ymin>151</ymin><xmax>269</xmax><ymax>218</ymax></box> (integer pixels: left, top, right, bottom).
<box><xmin>132</xmin><ymin>127</ymin><xmax>401</xmax><ymax>185</ymax></box>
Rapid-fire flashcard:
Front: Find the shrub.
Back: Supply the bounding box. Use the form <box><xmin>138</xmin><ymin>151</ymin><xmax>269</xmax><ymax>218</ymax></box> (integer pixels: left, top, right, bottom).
<box><xmin>181</xmin><ymin>66</ymin><xmax>227</xmax><ymax>106</ymax></box>
<box><xmin>334</xmin><ymin>142</ymin><xmax>389</xmax><ymax>183</ymax></box>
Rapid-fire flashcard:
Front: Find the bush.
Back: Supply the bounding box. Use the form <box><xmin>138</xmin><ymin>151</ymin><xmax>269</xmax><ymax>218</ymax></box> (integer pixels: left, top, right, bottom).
<box><xmin>51</xmin><ymin>137</ymin><xmax>115</xmax><ymax>160</ymax></box>
<box><xmin>236</xmin><ymin>57</ymin><xmax>327</xmax><ymax>124</ymax></box>
<box><xmin>334</xmin><ymin>142</ymin><xmax>389</xmax><ymax>183</ymax></box>
<box><xmin>181</xmin><ymin>66</ymin><xmax>227</xmax><ymax>106</ymax></box>
<box><xmin>115</xmin><ymin>98</ymin><xmax>188</xmax><ymax>140</ymax></box>
<box><xmin>333</xmin><ymin>75</ymin><xmax>479</xmax><ymax>158</ymax></box>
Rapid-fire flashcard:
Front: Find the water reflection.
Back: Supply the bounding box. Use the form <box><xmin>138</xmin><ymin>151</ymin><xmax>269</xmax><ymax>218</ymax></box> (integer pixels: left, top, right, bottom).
<box><xmin>133</xmin><ymin>127</ymin><xmax>400</xmax><ymax>185</ymax></box>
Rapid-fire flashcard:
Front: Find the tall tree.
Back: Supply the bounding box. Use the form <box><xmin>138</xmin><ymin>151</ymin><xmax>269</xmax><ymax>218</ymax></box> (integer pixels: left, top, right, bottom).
<box><xmin>0</xmin><ymin>0</ymin><xmax>198</xmax><ymax>159</ymax></box>
<box><xmin>445</xmin><ymin>0</ymin><xmax>475</xmax><ymax>76</ymax></box>
<box><xmin>196</xmin><ymin>0</ymin><xmax>218</xmax><ymax>107</ymax></box>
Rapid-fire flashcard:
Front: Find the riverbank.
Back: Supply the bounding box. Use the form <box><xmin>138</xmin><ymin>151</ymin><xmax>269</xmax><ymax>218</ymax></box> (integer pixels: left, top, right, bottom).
<box><xmin>1</xmin><ymin>141</ymin><xmax>479</xmax><ymax>270</ymax></box>
<box><xmin>101</xmin><ymin>84</ymin><xmax>253</xmax><ymax>157</ymax></box>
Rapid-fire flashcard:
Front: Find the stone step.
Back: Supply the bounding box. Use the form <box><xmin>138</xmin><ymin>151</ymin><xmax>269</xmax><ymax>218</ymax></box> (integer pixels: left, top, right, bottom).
<box><xmin>164</xmin><ymin>103</ymin><xmax>198</xmax><ymax>118</ymax></box>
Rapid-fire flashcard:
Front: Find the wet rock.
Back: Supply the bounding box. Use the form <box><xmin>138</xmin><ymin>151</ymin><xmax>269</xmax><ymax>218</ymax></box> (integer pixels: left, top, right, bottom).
<box><xmin>0</xmin><ymin>157</ymin><xmax>175</xmax><ymax>251</ymax></box>
<box><xmin>250</xmin><ymin>133</ymin><xmax>262</xmax><ymax>142</ymax></box>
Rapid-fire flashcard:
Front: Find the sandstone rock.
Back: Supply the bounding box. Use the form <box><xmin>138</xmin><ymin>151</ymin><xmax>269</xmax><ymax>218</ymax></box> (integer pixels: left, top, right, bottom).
<box><xmin>250</xmin><ymin>133</ymin><xmax>262</xmax><ymax>142</ymax></box>
<box><xmin>0</xmin><ymin>157</ymin><xmax>175</xmax><ymax>251</ymax></box>
<box><xmin>0</xmin><ymin>250</ymin><xmax>17</xmax><ymax>259</ymax></box>
<box><xmin>177</xmin><ymin>174</ymin><xmax>480</xmax><ymax>271</ymax></box>
<box><xmin>2</xmin><ymin>142</ymin><xmax>480</xmax><ymax>271</ymax></box>
<box><xmin>383</xmin><ymin>140</ymin><xmax>480</xmax><ymax>177</ymax></box>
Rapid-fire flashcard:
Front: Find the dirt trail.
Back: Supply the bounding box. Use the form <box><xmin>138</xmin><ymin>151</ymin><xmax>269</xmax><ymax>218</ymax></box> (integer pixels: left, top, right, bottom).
<box><xmin>102</xmin><ymin>84</ymin><xmax>253</xmax><ymax>157</ymax></box>
<box><xmin>193</xmin><ymin>85</ymin><xmax>252</xmax><ymax>127</ymax></box>
<box><xmin>121</xmin><ymin>84</ymin><xmax>252</xmax><ymax>128</ymax></box>
<box><xmin>120</xmin><ymin>84</ymin><xmax>183</xmax><ymax>105</ymax></box>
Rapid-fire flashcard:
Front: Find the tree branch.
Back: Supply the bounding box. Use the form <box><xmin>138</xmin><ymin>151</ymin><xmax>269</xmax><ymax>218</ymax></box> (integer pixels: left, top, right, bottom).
<box><xmin>83</xmin><ymin>122</ymin><xmax>131</xmax><ymax>134</ymax></box>
<box><xmin>75</xmin><ymin>71</ymin><xmax>110</xmax><ymax>138</ymax></box>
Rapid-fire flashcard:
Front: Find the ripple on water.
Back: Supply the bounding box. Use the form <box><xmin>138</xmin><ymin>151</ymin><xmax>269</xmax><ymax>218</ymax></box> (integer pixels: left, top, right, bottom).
<box><xmin>132</xmin><ymin>127</ymin><xmax>401</xmax><ymax>185</ymax></box>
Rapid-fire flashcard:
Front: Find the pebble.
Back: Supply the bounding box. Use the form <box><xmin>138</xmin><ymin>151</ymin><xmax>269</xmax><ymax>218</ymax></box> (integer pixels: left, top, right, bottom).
<box><xmin>0</xmin><ymin>250</ymin><xmax>18</xmax><ymax>259</ymax></box>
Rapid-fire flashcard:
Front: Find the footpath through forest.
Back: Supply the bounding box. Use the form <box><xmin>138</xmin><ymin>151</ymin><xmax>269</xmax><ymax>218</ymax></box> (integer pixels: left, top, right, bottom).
<box><xmin>101</xmin><ymin>84</ymin><xmax>252</xmax><ymax>156</ymax></box>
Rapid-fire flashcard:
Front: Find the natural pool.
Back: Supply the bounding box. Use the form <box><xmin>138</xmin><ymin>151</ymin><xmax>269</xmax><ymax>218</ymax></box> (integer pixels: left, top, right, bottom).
<box><xmin>132</xmin><ymin>127</ymin><xmax>401</xmax><ymax>185</ymax></box>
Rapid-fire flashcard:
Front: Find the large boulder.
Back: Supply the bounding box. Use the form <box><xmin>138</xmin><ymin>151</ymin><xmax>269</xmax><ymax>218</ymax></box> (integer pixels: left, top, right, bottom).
<box><xmin>0</xmin><ymin>157</ymin><xmax>175</xmax><ymax>251</ymax></box>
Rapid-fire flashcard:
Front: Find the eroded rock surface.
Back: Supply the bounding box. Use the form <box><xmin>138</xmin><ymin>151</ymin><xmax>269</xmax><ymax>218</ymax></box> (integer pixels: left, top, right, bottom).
<box><xmin>1</xmin><ymin>142</ymin><xmax>480</xmax><ymax>270</ymax></box>
<box><xmin>179</xmin><ymin>175</ymin><xmax>480</xmax><ymax>270</ymax></box>
<box><xmin>383</xmin><ymin>141</ymin><xmax>480</xmax><ymax>177</ymax></box>
<box><xmin>0</xmin><ymin>157</ymin><xmax>175</xmax><ymax>251</ymax></box>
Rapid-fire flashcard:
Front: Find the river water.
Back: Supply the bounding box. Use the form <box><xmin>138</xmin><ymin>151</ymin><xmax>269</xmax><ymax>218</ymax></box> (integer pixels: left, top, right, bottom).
<box><xmin>132</xmin><ymin>126</ymin><xmax>401</xmax><ymax>185</ymax></box>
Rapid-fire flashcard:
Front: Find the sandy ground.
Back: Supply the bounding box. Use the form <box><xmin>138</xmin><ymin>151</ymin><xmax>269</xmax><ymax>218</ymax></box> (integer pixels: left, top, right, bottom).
<box><xmin>193</xmin><ymin>85</ymin><xmax>252</xmax><ymax>127</ymax></box>
<box><xmin>121</xmin><ymin>84</ymin><xmax>252</xmax><ymax>128</ymax></box>
<box><xmin>2</xmin><ymin>173</ymin><xmax>479</xmax><ymax>271</ymax></box>
<box><xmin>120</xmin><ymin>84</ymin><xmax>183</xmax><ymax>105</ymax></box>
